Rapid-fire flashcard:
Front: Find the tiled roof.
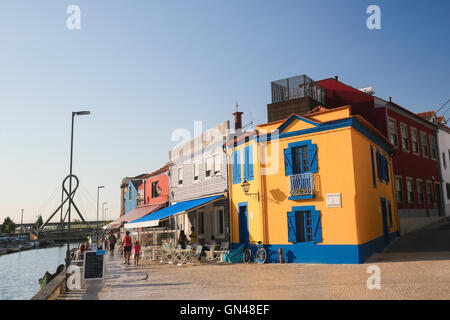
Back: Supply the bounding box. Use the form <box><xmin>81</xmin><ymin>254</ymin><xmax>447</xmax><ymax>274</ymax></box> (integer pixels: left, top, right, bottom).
<box><xmin>305</xmin><ymin>106</ymin><xmax>330</xmax><ymax>115</ymax></box>
<box><xmin>417</xmin><ymin>111</ymin><xmax>435</xmax><ymax>118</ymax></box>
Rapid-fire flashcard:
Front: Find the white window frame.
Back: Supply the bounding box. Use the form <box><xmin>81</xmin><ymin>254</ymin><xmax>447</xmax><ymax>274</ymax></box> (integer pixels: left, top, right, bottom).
<box><xmin>399</xmin><ymin>122</ymin><xmax>410</xmax><ymax>152</ymax></box>
<box><xmin>416</xmin><ymin>179</ymin><xmax>424</xmax><ymax>204</ymax></box>
<box><xmin>213</xmin><ymin>153</ymin><xmax>221</xmax><ymax>175</ymax></box>
<box><xmin>214</xmin><ymin>206</ymin><xmax>225</xmax><ymax>238</ymax></box>
<box><xmin>429</xmin><ymin>135</ymin><xmax>437</xmax><ymax>160</ymax></box>
<box><xmin>387</xmin><ymin>117</ymin><xmax>398</xmax><ymax>148</ymax></box>
<box><xmin>410</xmin><ymin>127</ymin><xmax>420</xmax><ymax>155</ymax></box>
<box><xmin>177</xmin><ymin>166</ymin><xmax>183</xmax><ymax>186</ymax></box>
<box><xmin>426</xmin><ymin>180</ymin><xmax>434</xmax><ymax>204</ymax></box>
<box><xmin>406</xmin><ymin>177</ymin><xmax>414</xmax><ymax>204</ymax></box>
<box><xmin>193</xmin><ymin>161</ymin><xmax>200</xmax><ymax>182</ymax></box>
<box><xmin>205</xmin><ymin>156</ymin><xmax>213</xmax><ymax>179</ymax></box>
<box><xmin>420</xmin><ymin>131</ymin><xmax>429</xmax><ymax>158</ymax></box>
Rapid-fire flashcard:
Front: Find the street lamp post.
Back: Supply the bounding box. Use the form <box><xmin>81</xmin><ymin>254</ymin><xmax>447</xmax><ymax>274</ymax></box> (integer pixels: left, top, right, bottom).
<box><xmin>96</xmin><ymin>186</ymin><xmax>105</xmax><ymax>231</ymax></box>
<box><xmin>102</xmin><ymin>202</ymin><xmax>107</xmax><ymax>223</ymax></box>
<box><xmin>104</xmin><ymin>207</ymin><xmax>109</xmax><ymax>221</ymax></box>
<box><xmin>66</xmin><ymin>110</ymin><xmax>90</xmax><ymax>268</ymax></box>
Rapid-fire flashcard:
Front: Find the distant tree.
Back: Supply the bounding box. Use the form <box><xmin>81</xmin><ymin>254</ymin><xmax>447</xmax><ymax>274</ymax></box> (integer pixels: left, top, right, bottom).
<box><xmin>1</xmin><ymin>217</ymin><xmax>16</xmax><ymax>234</ymax></box>
<box><xmin>35</xmin><ymin>215</ymin><xmax>43</xmax><ymax>229</ymax></box>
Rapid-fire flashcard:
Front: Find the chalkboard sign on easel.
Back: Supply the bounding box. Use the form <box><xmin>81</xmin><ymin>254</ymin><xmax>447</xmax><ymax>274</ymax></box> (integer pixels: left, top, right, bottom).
<box><xmin>83</xmin><ymin>250</ymin><xmax>105</xmax><ymax>284</ymax></box>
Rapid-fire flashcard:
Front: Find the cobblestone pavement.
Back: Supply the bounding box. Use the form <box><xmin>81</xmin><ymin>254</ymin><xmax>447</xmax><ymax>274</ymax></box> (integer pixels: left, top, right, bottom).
<box><xmin>88</xmin><ymin>250</ymin><xmax>450</xmax><ymax>300</ymax></box>
<box><xmin>85</xmin><ymin>219</ymin><xmax>450</xmax><ymax>300</ymax></box>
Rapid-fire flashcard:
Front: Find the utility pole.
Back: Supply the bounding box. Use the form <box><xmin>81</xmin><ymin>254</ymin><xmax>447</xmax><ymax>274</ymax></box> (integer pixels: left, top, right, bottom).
<box><xmin>20</xmin><ymin>209</ymin><xmax>24</xmax><ymax>244</ymax></box>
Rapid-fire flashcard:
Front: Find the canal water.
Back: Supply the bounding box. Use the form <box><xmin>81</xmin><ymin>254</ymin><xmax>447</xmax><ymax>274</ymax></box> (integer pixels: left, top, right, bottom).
<box><xmin>0</xmin><ymin>243</ymin><xmax>78</xmax><ymax>300</ymax></box>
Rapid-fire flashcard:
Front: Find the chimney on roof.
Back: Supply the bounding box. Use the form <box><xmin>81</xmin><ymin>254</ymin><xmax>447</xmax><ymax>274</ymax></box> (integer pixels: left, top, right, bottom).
<box><xmin>335</xmin><ymin>76</ymin><xmax>338</xmax><ymax>81</ymax></box>
<box><xmin>233</xmin><ymin>111</ymin><xmax>243</xmax><ymax>131</ymax></box>
<box><xmin>389</xmin><ymin>97</ymin><xmax>392</xmax><ymax>102</ymax></box>
<box><xmin>233</xmin><ymin>101</ymin><xmax>243</xmax><ymax>131</ymax></box>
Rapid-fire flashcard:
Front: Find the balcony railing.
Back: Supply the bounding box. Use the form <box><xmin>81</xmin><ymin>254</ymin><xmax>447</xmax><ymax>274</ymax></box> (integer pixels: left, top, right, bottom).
<box><xmin>289</xmin><ymin>172</ymin><xmax>315</xmax><ymax>197</ymax></box>
<box><xmin>271</xmin><ymin>74</ymin><xmax>326</xmax><ymax>105</ymax></box>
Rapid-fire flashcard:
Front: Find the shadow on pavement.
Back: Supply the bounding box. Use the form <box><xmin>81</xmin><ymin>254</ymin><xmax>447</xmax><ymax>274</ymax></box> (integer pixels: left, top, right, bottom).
<box><xmin>367</xmin><ymin>218</ymin><xmax>450</xmax><ymax>263</ymax></box>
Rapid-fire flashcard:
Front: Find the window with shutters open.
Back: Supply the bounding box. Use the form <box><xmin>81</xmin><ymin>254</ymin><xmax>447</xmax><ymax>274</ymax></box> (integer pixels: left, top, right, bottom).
<box><xmin>287</xmin><ymin>206</ymin><xmax>322</xmax><ymax>244</ymax></box>
<box><xmin>284</xmin><ymin>140</ymin><xmax>317</xmax><ymax>200</ymax></box>
<box><xmin>284</xmin><ymin>140</ymin><xmax>317</xmax><ymax>176</ymax></box>
<box><xmin>232</xmin><ymin>150</ymin><xmax>241</xmax><ymax>184</ymax></box>
<box><xmin>243</xmin><ymin>145</ymin><xmax>254</xmax><ymax>181</ymax></box>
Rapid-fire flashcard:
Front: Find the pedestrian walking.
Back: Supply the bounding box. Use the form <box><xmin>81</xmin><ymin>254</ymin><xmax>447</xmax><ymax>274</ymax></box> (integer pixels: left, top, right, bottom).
<box><xmin>123</xmin><ymin>231</ymin><xmax>132</xmax><ymax>265</ymax></box>
<box><xmin>133</xmin><ymin>240</ymin><xmax>141</xmax><ymax>266</ymax></box>
<box><xmin>109</xmin><ymin>232</ymin><xmax>117</xmax><ymax>256</ymax></box>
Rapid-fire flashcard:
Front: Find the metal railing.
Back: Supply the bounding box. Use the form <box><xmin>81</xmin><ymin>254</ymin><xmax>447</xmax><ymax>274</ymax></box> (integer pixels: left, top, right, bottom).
<box><xmin>271</xmin><ymin>74</ymin><xmax>326</xmax><ymax>105</ymax></box>
<box><xmin>289</xmin><ymin>172</ymin><xmax>315</xmax><ymax>197</ymax></box>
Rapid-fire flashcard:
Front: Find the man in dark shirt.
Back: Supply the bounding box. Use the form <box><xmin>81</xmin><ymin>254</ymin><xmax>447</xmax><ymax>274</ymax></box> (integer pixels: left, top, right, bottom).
<box><xmin>109</xmin><ymin>233</ymin><xmax>117</xmax><ymax>256</ymax></box>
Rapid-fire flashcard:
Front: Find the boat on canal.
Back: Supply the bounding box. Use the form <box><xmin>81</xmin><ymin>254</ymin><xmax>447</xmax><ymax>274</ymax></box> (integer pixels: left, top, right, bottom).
<box><xmin>6</xmin><ymin>243</ymin><xmax>23</xmax><ymax>253</ymax></box>
<box><xmin>22</xmin><ymin>242</ymin><xmax>34</xmax><ymax>250</ymax></box>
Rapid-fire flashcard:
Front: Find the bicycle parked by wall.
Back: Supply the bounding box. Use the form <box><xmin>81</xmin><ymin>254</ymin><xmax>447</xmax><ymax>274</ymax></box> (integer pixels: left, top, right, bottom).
<box><xmin>243</xmin><ymin>241</ymin><xmax>267</xmax><ymax>264</ymax></box>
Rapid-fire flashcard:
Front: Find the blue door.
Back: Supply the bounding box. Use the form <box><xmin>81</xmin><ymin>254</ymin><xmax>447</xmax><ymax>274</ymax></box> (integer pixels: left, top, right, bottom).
<box><xmin>238</xmin><ymin>203</ymin><xmax>249</xmax><ymax>245</ymax></box>
<box><xmin>380</xmin><ymin>198</ymin><xmax>389</xmax><ymax>245</ymax></box>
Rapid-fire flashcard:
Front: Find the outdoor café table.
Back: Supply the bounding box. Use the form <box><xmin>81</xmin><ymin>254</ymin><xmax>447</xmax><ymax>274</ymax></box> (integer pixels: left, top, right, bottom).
<box><xmin>175</xmin><ymin>247</ymin><xmax>194</xmax><ymax>265</ymax></box>
<box><xmin>205</xmin><ymin>244</ymin><xmax>219</xmax><ymax>260</ymax></box>
<box><xmin>151</xmin><ymin>245</ymin><xmax>163</xmax><ymax>261</ymax></box>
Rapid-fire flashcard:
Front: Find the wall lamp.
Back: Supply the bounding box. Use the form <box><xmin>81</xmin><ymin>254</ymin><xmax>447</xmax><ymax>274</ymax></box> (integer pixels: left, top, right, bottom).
<box><xmin>241</xmin><ymin>180</ymin><xmax>259</xmax><ymax>200</ymax></box>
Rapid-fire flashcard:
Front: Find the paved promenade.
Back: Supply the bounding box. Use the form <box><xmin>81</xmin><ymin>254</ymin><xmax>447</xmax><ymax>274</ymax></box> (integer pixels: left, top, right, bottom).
<box><xmin>77</xmin><ymin>250</ymin><xmax>450</xmax><ymax>300</ymax></box>
<box><xmin>76</xmin><ymin>219</ymin><xmax>450</xmax><ymax>300</ymax></box>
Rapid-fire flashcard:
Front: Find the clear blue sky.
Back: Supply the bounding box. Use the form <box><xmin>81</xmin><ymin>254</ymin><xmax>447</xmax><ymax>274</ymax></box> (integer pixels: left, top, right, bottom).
<box><xmin>0</xmin><ymin>0</ymin><xmax>448</xmax><ymax>223</ymax></box>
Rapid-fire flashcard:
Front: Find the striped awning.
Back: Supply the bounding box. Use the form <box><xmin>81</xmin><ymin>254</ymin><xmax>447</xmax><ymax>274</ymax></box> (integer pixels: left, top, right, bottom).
<box><xmin>125</xmin><ymin>194</ymin><xmax>224</xmax><ymax>229</ymax></box>
<box><xmin>106</xmin><ymin>203</ymin><xmax>165</xmax><ymax>229</ymax></box>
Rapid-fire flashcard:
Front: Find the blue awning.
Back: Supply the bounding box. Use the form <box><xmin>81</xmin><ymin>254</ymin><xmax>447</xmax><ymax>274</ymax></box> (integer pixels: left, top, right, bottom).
<box><xmin>124</xmin><ymin>194</ymin><xmax>224</xmax><ymax>229</ymax></box>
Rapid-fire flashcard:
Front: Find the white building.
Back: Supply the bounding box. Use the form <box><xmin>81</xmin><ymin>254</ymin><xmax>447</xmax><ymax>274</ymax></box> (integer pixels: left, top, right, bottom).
<box><xmin>418</xmin><ymin>111</ymin><xmax>450</xmax><ymax>216</ymax></box>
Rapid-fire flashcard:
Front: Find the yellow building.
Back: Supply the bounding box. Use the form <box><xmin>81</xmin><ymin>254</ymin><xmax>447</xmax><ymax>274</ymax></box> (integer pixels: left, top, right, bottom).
<box><xmin>227</xmin><ymin>106</ymin><xmax>400</xmax><ymax>264</ymax></box>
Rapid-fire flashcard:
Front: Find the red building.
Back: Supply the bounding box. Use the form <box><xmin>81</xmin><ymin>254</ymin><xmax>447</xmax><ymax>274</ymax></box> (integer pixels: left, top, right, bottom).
<box><xmin>143</xmin><ymin>165</ymin><xmax>170</xmax><ymax>206</ymax></box>
<box><xmin>109</xmin><ymin>165</ymin><xmax>170</xmax><ymax>232</ymax></box>
<box><xmin>317</xmin><ymin>78</ymin><xmax>442</xmax><ymax>219</ymax></box>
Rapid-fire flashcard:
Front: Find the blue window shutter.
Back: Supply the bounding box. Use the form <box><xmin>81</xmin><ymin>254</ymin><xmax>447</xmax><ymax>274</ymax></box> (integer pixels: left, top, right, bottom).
<box><xmin>388</xmin><ymin>200</ymin><xmax>393</xmax><ymax>228</ymax></box>
<box><xmin>308</xmin><ymin>144</ymin><xmax>318</xmax><ymax>173</ymax></box>
<box><xmin>243</xmin><ymin>146</ymin><xmax>249</xmax><ymax>179</ymax></box>
<box><xmin>232</xmin><ymin>151</ymin><xmax>237</xmax><ymax>182</ymax></box>
<box><xmin>370</xmin><ymin>145</ymin><xmax>376</xmax><ymax>188</ymax></box>
<box><xmin>287</xmin><ymin>211</ymin><xmax>297</xmax><ymax>243</ymax></box>
<box><xmin>385</xmin><ymin>157</ymin><xmax>390</xmax><ymax>184</ymax></box>
<box><xmin>236</xmin><ymin>150</ymin><xmax>241</xmax><ymax>181</ymax></box>
<box><xmin>232</xmin><ymin>151</ymin><xmax>241</xmax><ymax>183</ymax></box>
<box><xmin>248</xmin><ymin>145</ymin><xmax>254</xmax><ymax>178</ymax></box>
<box><xmin>376</xmin><ymin>150</ymin><xmax>382</xmax><ymax>180</ymax></box>
<box><xmin>284</xmin><ymin>148</ymin><xmax>293</xmax><ymax>176</ymax></box>
<box><xmin>311</xmin><ymin>211</ymin><xmax>322</xmax><ymax>243</ymax></box>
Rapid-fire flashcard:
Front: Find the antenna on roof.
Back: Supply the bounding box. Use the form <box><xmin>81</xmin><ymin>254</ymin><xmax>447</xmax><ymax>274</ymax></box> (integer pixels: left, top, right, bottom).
<box><xmin>436</xmin><ymin>99</ymin><xmax>450</xmax><ymax>115</ymax></box>
<box><xmin>236</xmin><ymin>101</ymin><xmax>239</xmax><ymax>112</ymax></box>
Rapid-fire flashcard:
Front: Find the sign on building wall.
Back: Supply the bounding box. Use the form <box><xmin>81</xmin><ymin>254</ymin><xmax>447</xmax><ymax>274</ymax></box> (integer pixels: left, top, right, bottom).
<box><xmin>326</xmin><ymin>193</ymin><xmax>342</xmax><ymax>208</ymax></box>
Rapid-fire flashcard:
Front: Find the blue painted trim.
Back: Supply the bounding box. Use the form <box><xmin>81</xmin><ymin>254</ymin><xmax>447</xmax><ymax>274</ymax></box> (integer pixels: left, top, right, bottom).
<box><xmin>226</xmin><ymin>134</ymin><xmax>257</xmax><ymax>150</ymax></box>
<box><xmin>230</xmin><ymin>231</ymin><xmax>399</xmax><ymax>264</ymax></box>
<box><xmin>288</xmin><ymin>139</ymin><xmax>312</xmax><ymax>149</ymax></box>
<box><xmin>243</xmin><ymin>145</ymin><xmax>254</xmax><ymax>181</ymax></box>
<box><xmin>288</xmin><ymin>195</ymin><xmax>315</xmax><ymax>200</ymax></box>
<box><xmin>232</xmin><ymin>150</ymin><xmax>242</xmax><ymax>184</ymax></box>
<box><xmin>278</xmin><ymin>114</ymin><xmax>319</xmax><ymax>133</ymax></box>
<box><xmin>258</xmin><ymin>118</ymin><xmax>392</xmax><ymax>155</ymax></box>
